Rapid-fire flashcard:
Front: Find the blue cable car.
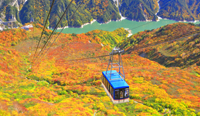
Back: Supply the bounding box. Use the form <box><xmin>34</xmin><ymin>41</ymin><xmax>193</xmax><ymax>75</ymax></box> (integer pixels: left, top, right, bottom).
<box><xmin>102</xmin><ymin>47</ymin><xmax>129</xmax><ymax>104</ymax></box>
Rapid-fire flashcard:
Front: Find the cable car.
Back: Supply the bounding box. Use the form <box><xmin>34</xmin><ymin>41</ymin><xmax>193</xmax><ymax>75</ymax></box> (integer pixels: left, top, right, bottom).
<box><xmin>101</xmin><ymin>47</ymin><xmax>129</xmax><ymax>104</ymax></box>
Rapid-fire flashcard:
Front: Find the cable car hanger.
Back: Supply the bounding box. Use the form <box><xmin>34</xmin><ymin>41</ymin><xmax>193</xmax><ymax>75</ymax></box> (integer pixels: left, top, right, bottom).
<box><xmin>102</xmin><ymin>47</ymin><xmax>129</xmax><ymax>104</ymax></box>
<box><xmin>106</xmin><ymin>47</ymin><xmax>125</xmax><ymax>81</ymax></box>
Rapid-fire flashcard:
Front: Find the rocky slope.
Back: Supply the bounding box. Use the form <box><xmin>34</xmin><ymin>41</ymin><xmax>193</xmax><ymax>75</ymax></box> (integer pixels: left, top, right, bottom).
<box><xmin>0</xmin><ymin>0</ymin><xmax>26</xmax><ymax>20</ymax></box>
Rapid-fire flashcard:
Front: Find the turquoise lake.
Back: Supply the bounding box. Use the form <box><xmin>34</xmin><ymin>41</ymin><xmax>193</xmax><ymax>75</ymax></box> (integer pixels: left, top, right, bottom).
<box><xmin>55</xmin><ymin>19</ymin><xmax>200</xmax><ymax>35</ymax></box>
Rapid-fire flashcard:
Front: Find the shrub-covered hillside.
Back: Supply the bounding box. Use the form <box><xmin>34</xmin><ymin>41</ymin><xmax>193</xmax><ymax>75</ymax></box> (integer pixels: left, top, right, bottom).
<box><xmin>0</xmin><ymin>23</ymin><xmax>200</xmax><ymax>115</ymax></box>
<box><xmin>118</xmin><ymin>23</ymin><xmax>200</xmax><ymax>68</ymax></box>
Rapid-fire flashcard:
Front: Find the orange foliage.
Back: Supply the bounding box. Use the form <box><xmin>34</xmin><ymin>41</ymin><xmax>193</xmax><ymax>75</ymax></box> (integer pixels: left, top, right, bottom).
<box><xmin>0</xmin><ymin>29</ymin><xmax>27</xmax><ymax>46</ymax></box>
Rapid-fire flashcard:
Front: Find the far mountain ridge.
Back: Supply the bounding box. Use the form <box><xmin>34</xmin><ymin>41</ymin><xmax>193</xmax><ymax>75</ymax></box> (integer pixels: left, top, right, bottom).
<box><xmin>1</xmin><ymin>0</ymin><xmax>200</xmax><ymax>29</ymax></box>
<box><xmin>120</xmin><ymin>0</ymin><xmax>159</xmax><ymax>21</ymax></box>
<box><xmin>157</xmin><ymin>0</ymin><xmax>200</xmax><ymax>21</ymax></box>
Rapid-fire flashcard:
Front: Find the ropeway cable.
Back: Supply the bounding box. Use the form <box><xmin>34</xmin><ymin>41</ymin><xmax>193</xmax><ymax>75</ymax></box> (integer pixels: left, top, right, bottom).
<box><xmin>63</xmin><ymin>30</ymin><xmax>200</xmax><ymax>61</ymax></box>
<box><xmin>34</xmin><ymin>1</ymin><xmax>85</xmax><ymax>63</ymax></box>
<box><xmin>32</xmin><ymin>0</ymin><xmax>174</xmax><ymax>64</ymax></box>
<box><xmin>33</xmin><ymin>0</ymin><xmax>56</xmax><ymax>59</ymax></box>
<box><xmin>32</xmin><ymin>0</ymin><xmax>75</xmax><ymax>63</ymax></box>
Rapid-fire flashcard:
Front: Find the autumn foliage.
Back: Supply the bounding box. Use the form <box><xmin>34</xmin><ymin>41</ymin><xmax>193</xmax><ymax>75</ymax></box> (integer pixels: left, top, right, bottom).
<box><xmin>0</xmin><ymin>29</ymin><xmax>27</xmax><ymax>47</ymax></box>
<box><xmin>0</xmin><ymin>23</ymin><xmax>200</xmax><ymax>115</ymax></box>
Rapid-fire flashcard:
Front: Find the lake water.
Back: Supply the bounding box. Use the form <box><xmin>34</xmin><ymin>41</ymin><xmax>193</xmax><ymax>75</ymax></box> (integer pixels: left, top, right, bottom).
<box><xmin>55</xmin><ymin>19</ymin><xmax>200</xmax><ymax>35</ymax></box>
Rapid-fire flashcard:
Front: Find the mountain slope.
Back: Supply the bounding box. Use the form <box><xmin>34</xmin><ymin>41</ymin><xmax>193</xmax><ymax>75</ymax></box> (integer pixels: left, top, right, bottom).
<box><xmin>157</xmin><ymin>0</ymin><xmax>200</xmax><ymax>21</ymax></box>
<box><xmin>19</xmin><ymin>0</ymin><xmax>121</xmax><ymax>28</ymax></box>
<box><xmin>117</xmin><ymin>23</ymin><xmax>200</xmax><ymax>68</ymax></box>
<box><xmin>0</xmin><ymin>0</ymin><xmax>26</xmax><ymax>21</ymax></box>
<box><xmin>0</xmin><ymin>24</ymin><xmax>200</xmax><ymax>115</ymax></box>
<box><xmin>2</xmin><ymin>0</ymin><xmax>200</xmax><ymax>28</ymax></box>
<box><xmin>120</xmin><ymin>0</ymin><xmax>159</xmax><ymax>21</ymax></box>
<box><xmin>143</xmin><ymin>33</ymin><xmax>200</xmax><ymax>67</ymax></box>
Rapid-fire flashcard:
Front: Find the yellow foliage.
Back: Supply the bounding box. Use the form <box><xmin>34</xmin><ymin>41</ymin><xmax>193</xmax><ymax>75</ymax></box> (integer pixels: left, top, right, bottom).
<box><xmin>0</xmin><ymin>110</ymin><xmax>11</xmax><ymax>116</ymax></box>
<box><xmin>114</xmin><ymin>105</ymin><xmax>119</xmax><ymax>111</ymax></box>
<box><xmin>0</xmin><ymin>70</ymin><xmax>9</xmax><ymax>76</ymax></box>
<box><xmin>96</xmin><ymin>103</ymin><xmax>105</xmax><ymax>110</ymax></box>
<box><xmin>101</xmin><ymin>96</ymin><xmax>110</xmax><ymax>102</ymax></box>
<box><xmin>135</xmin><ymin>104</ymin><xmax>147</xmax><ymax>109</ymax></box>
<box><xmin>11</xmin><ymin>110</ymin><xmax>18</xmax><ymax>116</ymax></box>
<box><xmin>106</xmin><ymin>109</ymin><xmax>116</xmax><ymax>115</ymax></box>
<box><xmin>137</xmin><ymin>112</ymin><xmax>152</xmax><ymax>116</ymax></box>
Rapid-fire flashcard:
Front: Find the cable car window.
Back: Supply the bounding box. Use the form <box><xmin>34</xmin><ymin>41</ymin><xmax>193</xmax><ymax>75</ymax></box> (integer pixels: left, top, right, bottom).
<box><xmin>108</xmin><ymin>84</ymin><xmax>110</xmax><ymax>92</ymax></box>
<box><xmin>105</xmin><ymin>79</ymin><xmax>106</xmax><ymax>87</ymax></box>
<box><xmin>120</xmin><ymin>89</ymin><xmax>123</xmax><ymax>99</ymax></box>
<box><xmin>105</xmin><ymin>79</ymin><xmax>107</xmax><ymax>88</ymax></box>
<box><xmin>107</xmin><ymin>81</ymin><xmax>109</xmax><ymax>90</ymax></box>
<box><xmin>110</xmin><ymin>86</ymin><xmax>113</xmax><ymax>97</ymax></box>
<box><xmin>125</xmin><ymin>88</ymin><xmax>129</xmax><ymax>98</ymax></box>
<box><xmin>106</xmin><ymin>80</ymin><xmax>109</xmax><ymax>90</ymax></box>
<box><xmin>115</xmin><ymin>89</ymin><xmax>120</xmax><ymax>99</ymax></box>
<box><xmin>106</xmin><ymin>80</ymin><xmax>107</xmax><ymax>89</ymax></box>
<box><xmin>107</xmin><ymin>84</ymin><xmax>109</xmax><ymax>92</ymax></box>
<box><xmin>105</xmin><ymin>79</ymin><xmax>107</xmax><ymax>89</ymax></box>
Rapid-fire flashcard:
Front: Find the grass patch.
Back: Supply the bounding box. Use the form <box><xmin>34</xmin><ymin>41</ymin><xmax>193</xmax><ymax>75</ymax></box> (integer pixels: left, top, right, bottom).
<box><xmin>23</xmin><ymin>101</ymin><xmax>36</xmax><ymax>108</ymax></box>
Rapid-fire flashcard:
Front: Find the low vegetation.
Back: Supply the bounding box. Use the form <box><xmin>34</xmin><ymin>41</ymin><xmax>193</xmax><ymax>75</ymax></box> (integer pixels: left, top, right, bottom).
<box><xmin>0</xmin><ymin>23</ymin><xmax>199</xmax><ymax>115</ymax></box>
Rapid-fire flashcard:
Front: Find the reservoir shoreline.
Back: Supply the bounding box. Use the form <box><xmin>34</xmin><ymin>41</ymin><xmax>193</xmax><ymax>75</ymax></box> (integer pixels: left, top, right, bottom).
<box><xmin>52</xmin><ymin>19</ymin><xmax>200</xmax><ymax>35</ymax></box>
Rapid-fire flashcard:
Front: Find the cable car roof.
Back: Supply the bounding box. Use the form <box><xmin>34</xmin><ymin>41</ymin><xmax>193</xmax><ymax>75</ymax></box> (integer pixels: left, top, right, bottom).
<box><xmin>102</xmin><ymin>70</ymin><xmax>129</xmax><ymax>89</ymax></box>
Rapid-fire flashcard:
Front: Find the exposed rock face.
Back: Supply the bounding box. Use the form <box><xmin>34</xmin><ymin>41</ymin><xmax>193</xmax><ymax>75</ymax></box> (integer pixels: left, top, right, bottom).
<box><xmin>10</xmin><ymin>0</ymin><xmax>27</xmax><ymax>11</ymax></box>
<box><xmin>0</xmin><ymin>0</ymin><xmax>27</xmax><ymax>17</ymax></box>
<box><xmin>12</xmin><ymin>0</ymin><xmax>20</xmax><ymax>11</ymax></box>
<box><xmin>18</xmin><ymin>0</ymin><xmax>27</xmax><ymax>5</ymax></box>
<box><xmin>0</xmin><ymin>0</ymin><xmax>26</xmax><ymax>29</ymax></box>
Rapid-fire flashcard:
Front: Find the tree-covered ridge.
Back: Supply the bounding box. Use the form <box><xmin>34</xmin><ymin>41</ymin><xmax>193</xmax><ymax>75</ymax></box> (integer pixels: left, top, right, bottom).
<box><xmin>20</xmin><ymin>0</ymin><xmax>50</xmax><ymax>26</ymax></box>
<box><xmin>84</xmin><ymin>0</ymin><xmax>121</xmax><ymax>22</ymax></box>
<box><xmin>19</xmin><ymin>0</ymin><xmax>121</xmax><ymax>28</ymax></box>
<box><xmin>3</xmin><ymin>0</ymin><xmax>200</xmax><ymax>28</ymax></box>
<box><xmin>157</xmin><ymin>0</ymin><xmax>200</xmax><ymax>21</ymax></box>
<box><xmin>120</xmin><ymin>0</ymin><xmax>159</xmax><ymax>21</ymax></box>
